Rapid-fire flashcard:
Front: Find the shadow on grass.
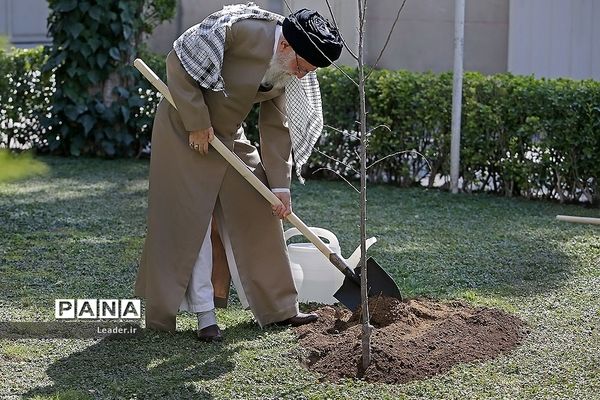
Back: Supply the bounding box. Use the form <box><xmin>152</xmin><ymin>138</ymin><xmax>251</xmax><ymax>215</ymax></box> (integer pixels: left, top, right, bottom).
<box><xmin>0</xmin><ymin>158</ymin><xmax>150</xmax><ymax>307</ymax></box>
<box><xmin>381</xmin><ymin>229</ymin><xmax>576</xmax><ymax>299</ymax></box>
<box><xmin>0</xmin><ymin>226</ymin><xmax>147</xmax><ymax>314</ymax></box>
<box><xmin>295</xmin><ymin>183</ymin><xmax>591</xmax><ymax>299</ymax></box>
<box><xmin>3</xmin><ymin>165</ymin><xmax>588</xmax><ymax>313</ymax></box>
<box><xmin>23</xmin><ymin>320</ymin><xmax>265</xmax><ymax>400</ymax></box>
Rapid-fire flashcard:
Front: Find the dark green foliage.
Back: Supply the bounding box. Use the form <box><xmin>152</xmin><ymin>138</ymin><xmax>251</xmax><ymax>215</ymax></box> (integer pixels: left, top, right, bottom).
<box><xmin>307</xmin><ymin>68</ymin><xmax>600</xmax><ymax>204</ymax></box>
<box><xmin>457</xmin><ymin>73</ymin><xmax>600</xmax><ymax>203</ymax></box>
<box><xmin>0</xmin><ymin>47</ymin><xmax>53</xmax><ymax>149</ymax></box>
<box><xmin>41</xmin><ymin>0</ymin><xmax>174</xmax><ymax>156</ymax></box>
<box><xmin>1</xmin><ymin>43</ymin><xmax>598</xmax><ymax>203</ymax></box>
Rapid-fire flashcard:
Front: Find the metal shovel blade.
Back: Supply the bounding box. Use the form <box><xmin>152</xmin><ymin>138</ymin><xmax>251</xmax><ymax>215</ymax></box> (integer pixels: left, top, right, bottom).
<box><xmin>333</xmin><ymin>257</ymin><xmax>402</xmax><ymax>311</ymax></box>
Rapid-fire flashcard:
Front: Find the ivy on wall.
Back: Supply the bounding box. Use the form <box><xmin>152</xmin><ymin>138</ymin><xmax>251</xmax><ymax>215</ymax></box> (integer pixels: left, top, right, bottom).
<box><xmin>42</xmin><ymin>0</ymin><xmax>175</xmax><ymax>156</ymax></box>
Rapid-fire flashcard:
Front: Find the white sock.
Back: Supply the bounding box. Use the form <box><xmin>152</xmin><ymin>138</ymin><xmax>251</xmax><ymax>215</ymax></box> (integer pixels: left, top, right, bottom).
<box><xmin>197</xmin><ymin>309</ymin><xmax>217</xmax><ymax>330</ymax></box>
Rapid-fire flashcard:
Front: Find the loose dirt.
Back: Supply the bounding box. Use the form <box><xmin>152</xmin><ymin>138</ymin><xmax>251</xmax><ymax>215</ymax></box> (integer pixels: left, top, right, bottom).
<box><xmin>294</xmin><ymin>297</ymin><xmax>528</xmax><ymax>384</ymax></box>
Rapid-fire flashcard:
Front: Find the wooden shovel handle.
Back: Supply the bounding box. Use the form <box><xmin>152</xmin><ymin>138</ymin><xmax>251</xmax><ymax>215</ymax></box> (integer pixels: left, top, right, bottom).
<box><xmin>133</xmin><ymin>58</ymin><xmax>349</xmax><ymax>271</ymax></box>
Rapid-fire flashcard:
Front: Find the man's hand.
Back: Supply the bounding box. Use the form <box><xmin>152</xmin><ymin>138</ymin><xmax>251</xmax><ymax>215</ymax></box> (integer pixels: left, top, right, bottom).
<box><xmin>189</xmin><ymin>127</ymin><xmax>215</xmax><ymax>155</ymax></box>
<box><xmin>272</xmin><ymin>191</ymin><xmax>292</xmax><ymax>219</ymax></box>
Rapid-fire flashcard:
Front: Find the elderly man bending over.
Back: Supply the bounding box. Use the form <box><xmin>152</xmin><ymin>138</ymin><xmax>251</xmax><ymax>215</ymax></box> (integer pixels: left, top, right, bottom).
<box><xmin>135</xmin><ymin>4</ymin><xmax>343</xmax><ymax>342</ymax></box>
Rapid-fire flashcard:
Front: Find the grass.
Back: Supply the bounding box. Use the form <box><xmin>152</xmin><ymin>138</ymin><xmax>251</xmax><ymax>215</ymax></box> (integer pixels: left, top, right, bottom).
<box><xmin>0</xmin><ymin>156</ymin><xmax>599</xmax><ymax>399</ymax></box>
<box><xmin>0</xmin><ymin>150</ymin><xmax>49</xmax><ymax>183</ymax></box>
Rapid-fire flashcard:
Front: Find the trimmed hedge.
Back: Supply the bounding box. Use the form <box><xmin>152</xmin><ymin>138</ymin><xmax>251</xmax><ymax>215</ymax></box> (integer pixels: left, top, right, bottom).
<box><xmin>0</xmin><ymin>47</ymin><xmax>53</xmax><ymax>149</ymax></box>
<box><xmin>311</xmin><ymin>67</ymin><xmax>599</xmax><ymax>204</ymax></box>
<box><xmin>0</xmin><ymin>50</ymin><xmax>598</xmax><ymax>204</ymax></box>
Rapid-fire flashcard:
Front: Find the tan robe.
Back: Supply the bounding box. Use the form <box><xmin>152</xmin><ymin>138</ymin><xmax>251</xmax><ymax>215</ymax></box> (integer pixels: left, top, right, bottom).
<box><xmin>135</xmin><ymin>19</ymin><xmax>298</xmax><ymax>331</ymax></box>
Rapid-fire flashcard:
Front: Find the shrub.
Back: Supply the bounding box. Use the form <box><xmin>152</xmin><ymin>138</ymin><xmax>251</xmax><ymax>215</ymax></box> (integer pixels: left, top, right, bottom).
<box><xmin>1</xmin><ymin>46</ymin><xmax>598</xmax><ymax>204</ymax></box>
<box><xmin>41</xmin><ymin>0</ymin><xmax>175</xmax><ymax>156</ymax></box>
<box><xmin>307</xmin><ymin>68</ymin><xmax>599</xmax><ymax>204</ymax></box>
<box><xmin>0</xmin><ymin>47</ymin><xmax>53</xmax><ymax>149</ymax></box>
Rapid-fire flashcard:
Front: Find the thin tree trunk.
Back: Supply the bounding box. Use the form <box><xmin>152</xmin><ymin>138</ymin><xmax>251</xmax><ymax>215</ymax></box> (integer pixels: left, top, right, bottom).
<box><xmin>357</xmin><ymin>0</ymin><xmax>371</xmax><ymax>371</ymax></box>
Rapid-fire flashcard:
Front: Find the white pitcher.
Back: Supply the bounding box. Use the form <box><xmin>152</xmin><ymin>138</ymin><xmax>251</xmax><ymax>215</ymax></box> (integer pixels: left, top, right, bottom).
<box><xmin>284</xmin><ymin>227</ymin><xmax>377</xmax><ymax>304</ymax></box>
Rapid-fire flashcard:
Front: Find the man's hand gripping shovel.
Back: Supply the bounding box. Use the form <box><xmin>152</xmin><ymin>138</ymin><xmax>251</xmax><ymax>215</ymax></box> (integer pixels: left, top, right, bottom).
<box><xmin>133</xmin><ymin>58</ymin><xmax>402</xmax><ymax>310</ymax></box>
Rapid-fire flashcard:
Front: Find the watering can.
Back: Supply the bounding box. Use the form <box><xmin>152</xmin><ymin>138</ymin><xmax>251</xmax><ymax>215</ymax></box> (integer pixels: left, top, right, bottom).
<box><xmin>285</xmin><ymin>227</ymin><xmax>377</xmax><ymax>304</ymax></box>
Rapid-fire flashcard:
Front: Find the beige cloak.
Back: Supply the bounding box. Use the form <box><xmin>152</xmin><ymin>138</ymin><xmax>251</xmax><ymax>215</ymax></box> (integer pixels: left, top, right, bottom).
<box><xmin>135</xmin><ymin>19</ymin><xmax>299</xmax><ymax>331</ymax></box>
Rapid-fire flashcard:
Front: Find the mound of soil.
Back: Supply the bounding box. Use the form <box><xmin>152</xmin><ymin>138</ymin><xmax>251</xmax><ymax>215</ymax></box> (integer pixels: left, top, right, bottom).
<box><xmin>294</xmin><ymin>297</ymin><xmax>528</xmax><ymax>384</ymax></box>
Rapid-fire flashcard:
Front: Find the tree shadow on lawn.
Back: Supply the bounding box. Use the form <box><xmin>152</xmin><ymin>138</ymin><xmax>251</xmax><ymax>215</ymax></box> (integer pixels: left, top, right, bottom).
<box><xmin>3</xmin><ymin>175</ymin><xmax>587</xmax><ymax>313</ymax></box>
<box><xmin>0</xmin><ymin>157</ymin><xmax>149</xmax><ymax>232</ymax></box>
<box><xmin>23</xmin><ymin>320</ymin><xmax>264</xmax><ymax>400</ymax></box>
<box><xmin>300</xmin><ymin>184</ymin><xmax>591</xmax><ymax>300</ymax></box>
<box><xmin>370</xmin><ymin>214</ymin><xmax>586</xmax><ymax>299</ymax></box>
<box><xmin>381</xmin><ymin>232</ymin><xmax>576</xmax><ymax>299</ymax></box>
<box><xmin>0</xmin><ymin>223</ymin><xmax>146</xmax><ymax>309</ymax></box>
<box><xmin>3</xmin><ymin>159</ymin><xmax>589</xmax><ymax>303</ymax></box>
<box><xmin>0</xmin><ymin>166</ymin><xmax>150</xmax><ymax>306</ymax></box>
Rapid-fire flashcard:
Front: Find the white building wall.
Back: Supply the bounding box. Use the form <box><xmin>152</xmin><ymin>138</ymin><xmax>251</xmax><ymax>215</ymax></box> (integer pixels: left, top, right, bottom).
<box><xmin>365</xmin><ymin>0</ymin><xmax>509</xmax><ymax>74</ymax></box>
<box><xmin>508</xmin><ymin>0</ymin><xmax>600</xmax><ymax>79</ymax></box>
<box><xmin>3</xmin><ymin>0</ymin><xmax>598</xmax><ymax>80</ymax></box>
<box><xmin>0</xmin><ymin>0</ymin><xmax>51</xmax><ymax>47</ymax></box>
<box><xmin>0</xmin><ymin>0</ymin><xmax>9</xmax><ymax>39</ymax></box>
<box><xmin>149</xmin><ymin>0</ymin><xmax>509</xmax><ymax>74</ymax></box>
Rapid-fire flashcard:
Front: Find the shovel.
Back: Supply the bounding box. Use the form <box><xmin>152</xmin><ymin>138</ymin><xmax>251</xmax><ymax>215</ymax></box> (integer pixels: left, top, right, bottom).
<box><xmin>133</xmin><ymin>58</ymin><xmax>402</xmax><ymax>311</ymax></box>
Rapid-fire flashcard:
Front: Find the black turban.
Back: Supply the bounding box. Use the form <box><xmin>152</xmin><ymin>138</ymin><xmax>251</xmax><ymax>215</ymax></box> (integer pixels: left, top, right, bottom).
<box><xmin>282</xmin><ymin>9</ymin><xmax>343</xmax><ymax>68</ymax></box>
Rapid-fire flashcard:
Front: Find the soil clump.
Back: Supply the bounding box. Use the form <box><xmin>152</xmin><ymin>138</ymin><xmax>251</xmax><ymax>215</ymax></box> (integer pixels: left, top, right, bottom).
<box><xmin>294</xmin><ymin>297</ymin><xmax>528</xmax><ymax>384</ymax></box>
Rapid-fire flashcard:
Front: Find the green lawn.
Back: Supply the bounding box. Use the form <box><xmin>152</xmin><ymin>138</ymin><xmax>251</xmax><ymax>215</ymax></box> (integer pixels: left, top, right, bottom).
<box><xmin>0</xmin><ymin>156</ymin><xmax>599</xmax><ymax>399</ymax></box>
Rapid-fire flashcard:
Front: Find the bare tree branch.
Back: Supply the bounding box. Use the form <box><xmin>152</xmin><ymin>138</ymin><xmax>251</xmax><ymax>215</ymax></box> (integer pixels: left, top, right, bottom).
<box><xmin>367</xmin><ymin>149</ymin><xmax>432</xmax><ymax>173</ymax></box>
<box><xmin>365</xmin><ymin>0</ymin><xmax>408</xmax><ymax>81</ymax></box>
<box><xmin>311</xmin><ymin>168</ymin><xmax>360</xmax><ymax>192</ymax></box>
<box><xmin>314</xmin><ymin>148</ymin><xmax>359</xmax><ymax>174</ymax></box>
<box><xmin>323</xmin><ymin>124</ymin><xmax>360</xmax><ymax>140</ymax></box>
<box><xmin>324</xmin><ymin>0</ymin><xmax>359</xmax><ymax>60</ymax></box>
<box><xmin>282</xmin><ymin>0</ymin><xmax>360</xmax><ymax>87</ymax></box>
<box><xmin>367</xmin><ymin>124</ymin><xmax>392</xmax><ymax>135</ymax></box>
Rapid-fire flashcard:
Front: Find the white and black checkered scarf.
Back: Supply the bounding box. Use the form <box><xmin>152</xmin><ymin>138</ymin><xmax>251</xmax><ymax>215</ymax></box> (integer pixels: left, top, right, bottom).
<box><xmin>173</xmin><ymin>3</ymin><xmax>323</xmax><ymax>183</ymax></box>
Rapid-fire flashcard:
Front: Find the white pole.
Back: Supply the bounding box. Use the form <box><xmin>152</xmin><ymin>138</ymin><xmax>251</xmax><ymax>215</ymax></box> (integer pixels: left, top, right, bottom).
<box><xmin>450</xmin><ymin>0</ymin><xmax>465</xmax><ymax>194</ymax></box>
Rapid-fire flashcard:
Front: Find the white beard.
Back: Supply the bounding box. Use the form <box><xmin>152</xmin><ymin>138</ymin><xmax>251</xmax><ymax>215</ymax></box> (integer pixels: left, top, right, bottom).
<box><xmin>261</xmin><ymin>51</ymin><xmax>295</xmax><ymax>90</ymax></box>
